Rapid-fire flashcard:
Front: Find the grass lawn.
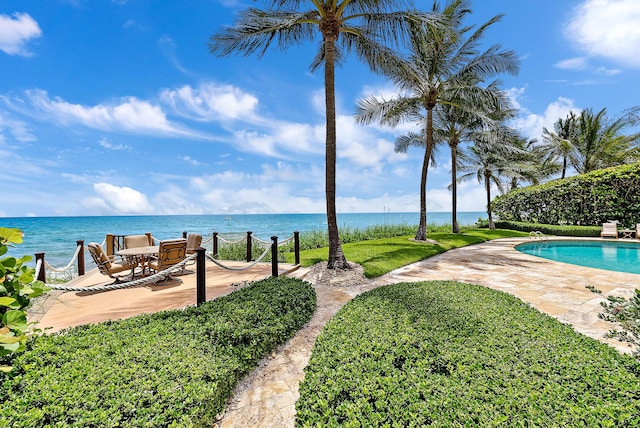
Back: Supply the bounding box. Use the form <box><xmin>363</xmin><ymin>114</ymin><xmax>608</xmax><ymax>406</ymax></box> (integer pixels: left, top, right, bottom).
<box><xmin>289</xmin><ymin>228</ymin><xmax>530</xmax><ymax>277</ymax></box>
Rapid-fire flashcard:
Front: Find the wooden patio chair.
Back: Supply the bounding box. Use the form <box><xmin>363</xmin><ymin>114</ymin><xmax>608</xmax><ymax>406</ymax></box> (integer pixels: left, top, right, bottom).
<box><xmin>185</xmin><ymin>233</ymin><xmax>202</xmax><ymax>254</ymax></box>
<box><xmin>87</xmin><ymin>242</ymin><xmax>138</xmax><ymax>283</ymax></box>
<box><xmin>148</xmin><ymin>239</ymin><xmax>187</xmax><ymax>281</ymax></box>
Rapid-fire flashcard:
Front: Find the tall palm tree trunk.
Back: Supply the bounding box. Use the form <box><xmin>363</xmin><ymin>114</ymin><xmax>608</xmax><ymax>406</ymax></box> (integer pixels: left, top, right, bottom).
<box><xmin>484</xmin><ymin>170</ymin><xmax>495</xmax><ymax>230</ymax></box>
<box><xmin>324</xmin><ymin>38</ymin><xmax>349</xmax><ymax>269</ymax></box>
<box><xmin>450</xmin><ymin>142</ymin><xmax>459</xmax><ymax>233</ymax></box>
<box><xmin>416</xmin><ymin>108</ymin><xmax>434</xmax><ymax>241</ymax></box>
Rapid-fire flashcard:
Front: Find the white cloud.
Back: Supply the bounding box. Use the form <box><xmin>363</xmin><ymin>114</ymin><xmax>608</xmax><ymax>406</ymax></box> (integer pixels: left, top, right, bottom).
<box><xmin>180</xmin><ymin>155</ymin><xmax>205</xmax><ymax>166</ymax></box>
<box><xmin>99</xmin><ymin>137</ymin><xmax>131</xmax><ymax>151</ymax></box>
<box><xmin>0</xmin><ymin>111</ymin><xmax>36</xmax><ymax>143</ymax></box>
<box><xmin>555</xmin><ymin>57</ymin><xmax>588</xmax><ymax>71</ymax></box>
<box><xmin>14</xmin><ymin>89</ymin><xmax>203</xmax><ymax>138</ymax></box>
<box><xmin>91</xmin><ymin>182</ymin><xmax>154</xmax><ymax>214</ymax></box>
<box><xmin>0</xmin><ymin>12</ymin><xmax>42</xmax><ymax>56</ymax></box>
<box><xmin>161</xmin><ymin>82</ymin><xmax>260</xmax><ymax>122</ymax></box>
<box><xmin>508</xmin><ymin>88</ymin><xmax>580</xmax><ymax>140</ymax></box>
<box><xmin>566</xmin><ymin>0</ymin><xmax>640</xmax><ymax>68</ymax></box>
<box><xmin>595</xmin><ymin>67</ymin><xmax>623</xmax><ymax>76</ymax></box>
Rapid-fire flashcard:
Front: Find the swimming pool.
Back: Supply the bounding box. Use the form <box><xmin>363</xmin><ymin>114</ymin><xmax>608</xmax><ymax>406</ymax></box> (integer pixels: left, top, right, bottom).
<box><xmin>516</xmin><ymin>240</ymin><xmax>640</xmax><ymax>275</ymax></box>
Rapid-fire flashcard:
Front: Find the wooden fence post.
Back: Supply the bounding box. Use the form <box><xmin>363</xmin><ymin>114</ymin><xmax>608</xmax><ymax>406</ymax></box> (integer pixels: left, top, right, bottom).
<box><xmin>213</xmin><ymin>232</ymin><xmax>218</xmax><ymax>258</ymax></box>
<box><xmin>271</xmin><ymin>236</ymin><xmax>278</xmax><ymax>277</ymax></box>
<box><xmin>246</xmin><ymin>231</ymin><xmax>252</xmax><ymax>262</ymax></box>
<box><xmin>76</xmin><ymin>240</ymin><xmax>85</xmax><ymax>276</ymax></box>
<box><xmin>35</xmin><ymin>252</ymin><xmax>46</xmax><ymax>282</ymax></box>
<box><xmin>106</xmin><ymin>234</ymin><xmax>114</xmax><ymax>257</ymax></box>
<box><xmin>294</xmin><ymin>231</ymin><xmax>300</xmax><ymax>265</ymax></box>
<box><xmin>196</xmin><ymin>247</ymin><xmax>206</xmax><ymax>306</ymax></box>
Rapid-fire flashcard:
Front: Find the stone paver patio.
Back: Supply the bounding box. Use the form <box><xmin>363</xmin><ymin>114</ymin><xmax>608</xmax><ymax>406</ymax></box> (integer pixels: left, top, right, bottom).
<box><xmin>215</xmin><ymin>237</ymin><xmax>639</xmax><ymax>427</ymax></box>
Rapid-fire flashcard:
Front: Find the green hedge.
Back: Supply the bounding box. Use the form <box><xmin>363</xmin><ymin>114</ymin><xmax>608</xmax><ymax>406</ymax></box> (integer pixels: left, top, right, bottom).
<box><xmin>0</xmin><ymin>277</ymin><xmax>316</xmax><ymax>427</ymax></box>
<box><xmin>492</xmin><ymin>162</ymin><xmax>640</xmax><ymax>226</ymax></box>
<box><xmin>296</xmin><ymin>281</ymin><xmax>640</xmax><ymax>426</ymax></box>
<box><xmin>494</xmin><ymin>221</ymin><xmax>602</xmax><ymax>237</ymax></box>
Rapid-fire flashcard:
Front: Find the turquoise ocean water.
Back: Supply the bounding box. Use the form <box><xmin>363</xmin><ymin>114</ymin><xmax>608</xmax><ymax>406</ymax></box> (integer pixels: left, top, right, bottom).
<box><xmin>2</xmin><ymin>212</ymin><xmax>485</xmax><ymax>268</ymax></box>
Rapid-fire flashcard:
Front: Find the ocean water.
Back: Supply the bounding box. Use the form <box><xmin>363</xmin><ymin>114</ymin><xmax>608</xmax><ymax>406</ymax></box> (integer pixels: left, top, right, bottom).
<box><xmin>2</xmin><ymin>212</ymin><xmax>485</xmax><ymax>269</ymax></box>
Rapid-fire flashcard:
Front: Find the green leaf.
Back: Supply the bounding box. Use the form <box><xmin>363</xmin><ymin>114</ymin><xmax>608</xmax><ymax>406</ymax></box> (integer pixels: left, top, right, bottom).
<box><xmin>3</xmin><ymin>310</ymin><xmax>27</xmax><ymax>332</ymax></box>
<box><xmin>0</xmin><ymin>227</ymin><xmax>24</xmax><ymax>245</ymax></box>
<box><xmin>0</xmin><ymin>296</ymin><xmax>19</xmax><ymax>309</ymax></box>
<box><xmin>0</xmin><ymin>332</ymin><xmax>20</xmax><ymax>344</ymax></box>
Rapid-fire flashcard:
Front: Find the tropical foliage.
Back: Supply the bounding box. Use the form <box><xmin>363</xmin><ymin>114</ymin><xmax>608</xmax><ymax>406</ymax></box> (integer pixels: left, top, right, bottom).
<box><xmin>492</xmin><ymin>162</ymin><xmax>640</xmax><ymax>226</ymax></box>
<box><xmin>355</xmin><ymin>0</ymin><xmax>518</xmax><ymax>238</ymax></box>
<box><xmin>209</xmin><ymin>0</ymin><xmax>442</xmax><ymax>268</ymax></box>
<box><xmin>539</xmin><ymin>107</ymin><xmax>640</xmax><ymax>177</ymax></box>
<box><xmin>0</xmin><ymin>228</ymin><xmax>49</xmax><ymax>373</ymax></box>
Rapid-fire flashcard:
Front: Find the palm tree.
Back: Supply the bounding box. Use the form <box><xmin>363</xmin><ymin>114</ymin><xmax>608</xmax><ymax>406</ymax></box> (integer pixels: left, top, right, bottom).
<box><xmin>436</xmin><ymin>80</ymin><xmax>512</xmax><ymax>233</ymax></box>
<box><xmin>209</xmin><ymin>1</ymin><xmax>441</xmax><ymax>269</ymax></box>
<box><xmin>458</xmin><ymin>126</ymin><xmax>522</xmax><ymax>229</ymax></box>
<box><xmin>572</xmin><ymin>107</ymin><xmax>640</xmax><ymax>174</ymax></box>
<box><xmin>540</xmin><ymin>112</ymin><xmax>578</xmax><ymax>179</ymax></box>
<box><xmin>355</xmin><ymin>0</ymin><xmax>518</xmax><ymax>240</ymax></box>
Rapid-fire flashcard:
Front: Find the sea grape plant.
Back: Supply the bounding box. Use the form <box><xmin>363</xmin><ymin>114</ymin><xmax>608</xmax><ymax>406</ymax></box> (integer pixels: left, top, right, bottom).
<box><xmin>0</xmin><ymin>227</ymin><xmax>49</xmax><ymax>372</ymax></box>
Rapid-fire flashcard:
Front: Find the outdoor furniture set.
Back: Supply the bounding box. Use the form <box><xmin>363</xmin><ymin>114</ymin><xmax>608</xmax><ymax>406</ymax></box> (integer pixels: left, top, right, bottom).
<box><xmin>87</xmin><ymin>233</ymin><xmax>202</xmax><ymax>283</ymax></box>
<box><xmin>600</xmin><ymin>222</ymin><xmax>640</xmax><ymax>239</ymax></box>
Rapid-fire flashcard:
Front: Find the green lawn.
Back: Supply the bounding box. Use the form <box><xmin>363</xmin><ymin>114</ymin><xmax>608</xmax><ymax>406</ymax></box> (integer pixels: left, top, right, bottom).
<box><xmin>289</xmin><ymin>228</ymin><xmax>530</xmax><ymax>277</ymax></box>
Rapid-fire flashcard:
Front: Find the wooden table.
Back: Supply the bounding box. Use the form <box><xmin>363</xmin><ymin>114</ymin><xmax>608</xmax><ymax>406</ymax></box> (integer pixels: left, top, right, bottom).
<box><xmin>619</xmin><ymin>229</ymin><xmax>635</xmax><ymax>239</ymax></box>
<box><xmin>116</xmin><ymin>246</ymin><xmax>159</xmax><ymax>276</ymax></box>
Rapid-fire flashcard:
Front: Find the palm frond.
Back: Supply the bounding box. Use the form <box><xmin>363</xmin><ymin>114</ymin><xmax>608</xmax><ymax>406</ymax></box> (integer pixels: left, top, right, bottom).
<box><xmin>209</xmin><ymin>9</ymin><xmax>318</xmax><ymax>58</ymax></box>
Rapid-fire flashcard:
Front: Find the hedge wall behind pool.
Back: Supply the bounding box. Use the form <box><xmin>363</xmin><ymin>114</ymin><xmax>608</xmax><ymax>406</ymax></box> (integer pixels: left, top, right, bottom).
<box><xmin>492</xmin><ymin>162</ymin><xmax>640</xmax><ymax>226</ymax></box>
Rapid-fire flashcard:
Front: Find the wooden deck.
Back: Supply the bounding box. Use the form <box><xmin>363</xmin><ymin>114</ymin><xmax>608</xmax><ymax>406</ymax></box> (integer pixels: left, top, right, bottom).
<box><xmin>30</xmin><ymin>260</ymin><xmax>303</xmax><ymax>333</ymax></box>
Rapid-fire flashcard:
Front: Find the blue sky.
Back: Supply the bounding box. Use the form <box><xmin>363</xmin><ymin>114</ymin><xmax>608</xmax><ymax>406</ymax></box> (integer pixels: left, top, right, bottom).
<box><xmin>1</xmin><ymin>0</ymin><xmax>639</xmax><ymax>218</ymax></box>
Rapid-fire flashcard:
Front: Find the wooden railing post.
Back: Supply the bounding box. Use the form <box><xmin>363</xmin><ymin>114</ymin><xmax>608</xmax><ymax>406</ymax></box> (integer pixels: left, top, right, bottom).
<box><xmin>35</xmin><ymin>252</ymin><xmax>46</xmax><ymax>282</ymax></box>
<box><xmin>76</xmin><ymin>240</ymin><xmax>85</xmax><ymax>276</ymax></box>
<box><xmin>106</xmin><ymin>234</ymin><xmax>114</xmax><ymax>257</ymax></box>
<box><xmin>294</xmin><ymin>231</ymin><xmax>300</xmax><ymax>265</ymax></box>
<box><xmin>213</xmin><ymin>232</ymin><xmax>218</xmax><ymax>259</ymax></box>
<box><xmin>246</xmin><ymin>231</ymin><xmax>252</xmax><ymax>262</ymax></box>
<box><xmin>196</xmin><ymin>247</ymin><xmax>206</xmax><ymax>306</ymax></box>
<box><xmin>271</xmin><ymin>236</ymin><xmax>278</xmax><ymax>277</ymax></box>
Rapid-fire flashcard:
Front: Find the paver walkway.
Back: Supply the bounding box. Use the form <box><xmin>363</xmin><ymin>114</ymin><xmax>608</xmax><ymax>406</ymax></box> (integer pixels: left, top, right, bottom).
<box><xmin>215</xmin><ymin>237</ymin><xmax>639</xmax><ymax>427</ymax></box>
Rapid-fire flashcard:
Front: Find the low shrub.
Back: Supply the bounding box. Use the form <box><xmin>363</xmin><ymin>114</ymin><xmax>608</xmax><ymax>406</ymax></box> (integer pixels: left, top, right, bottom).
<box><xmin>494</xmin><ymin>220</ymin><xmax>602</xmax><ymax>237</ymax></box>
<box><xmin>296</xmin><ymin>281</ymin><xmax>640</xmax><ymax>426</ymax></box>
<box><xmin>0</xmin><ymin>276</ymin><xmax>316</xmax><ymax>427</ymax></box>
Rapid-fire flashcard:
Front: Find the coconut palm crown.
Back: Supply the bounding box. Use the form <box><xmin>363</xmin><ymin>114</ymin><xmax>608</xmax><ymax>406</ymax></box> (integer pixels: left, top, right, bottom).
<box><xmin>209</xmin><ymin>0</ymin><xmax>443</xmax><ymax>268</ymax></box>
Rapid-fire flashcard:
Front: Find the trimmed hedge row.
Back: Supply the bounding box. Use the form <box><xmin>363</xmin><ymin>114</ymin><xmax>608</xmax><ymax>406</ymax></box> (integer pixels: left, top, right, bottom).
<box><xmin>296</xmin><ymin>281</ymin><xmax>640</xmax><ymax>426</ymax></box>
<box><xmin>492</xmin><ymin>162</ymin><xmax>640</xmax><ymax>226</ymax></box>
<box><xmin>493</xmin><ymin>220</ymin><xmax>602</xmax><ymax>237</ymax></box>
<box><xmin>0</xmin><ymin>276</ymin><xmax>316</xmax><ymax>427</ymax></box>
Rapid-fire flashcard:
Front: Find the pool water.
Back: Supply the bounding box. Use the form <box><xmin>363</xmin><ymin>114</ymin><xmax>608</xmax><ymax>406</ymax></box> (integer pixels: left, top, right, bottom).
<box><xmin>516</xmin><ymin>240</ymin><xmax>640</xmax><ymax>275</ymax></box>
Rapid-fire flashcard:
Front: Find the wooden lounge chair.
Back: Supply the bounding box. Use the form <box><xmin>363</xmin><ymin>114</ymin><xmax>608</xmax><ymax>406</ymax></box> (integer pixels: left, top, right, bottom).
<box><xmin>148</xmin><ymin>239</ymin><xmax>187</xmax><ymax>281</ymax></box>
<box><xmin>600</xmin><ymin>222</ymin><xmax>618</xmax><ymax>239</ymax></box>
<box><xmin>636</xmin><ymin>224</ymin><xmax>640</xmax><ymax>239</ymax></box>
<box><xmin>87</xmin><ymin>242</ymin><xmax>138</xmax><ymax>283</ymax></box>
